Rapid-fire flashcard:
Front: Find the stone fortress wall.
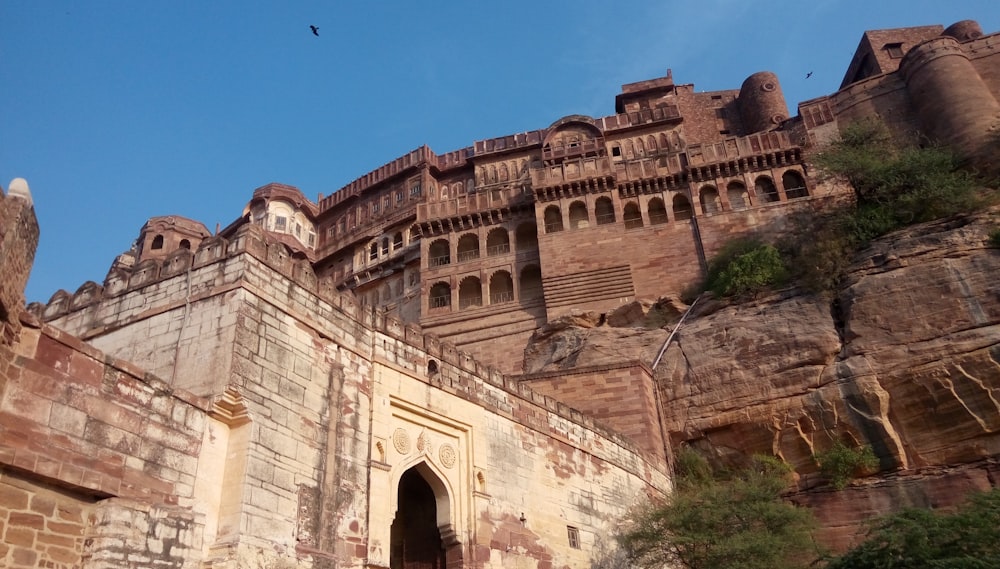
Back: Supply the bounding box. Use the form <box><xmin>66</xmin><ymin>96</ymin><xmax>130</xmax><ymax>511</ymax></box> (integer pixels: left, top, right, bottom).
<box><xmin>5</xmin><ymin>18</ymin><xmax>1000</xmax><ymax>569</ymax></box>
<box><xmin>4</xmin><ymin>186</ymin><xmax>669</xmax><ymax>568</ymax></box>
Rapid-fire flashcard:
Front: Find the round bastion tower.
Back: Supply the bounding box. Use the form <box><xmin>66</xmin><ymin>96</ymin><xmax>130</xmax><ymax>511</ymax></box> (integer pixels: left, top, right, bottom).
<box><xmin>737</xmin><ymin>71</ymin><xmax>790</xmax><ymax>133</ymax></box>
<box><xmin>900</xmin><ymin>20</ymin><xmax>1000</xmax><ymax>172</ymax></box>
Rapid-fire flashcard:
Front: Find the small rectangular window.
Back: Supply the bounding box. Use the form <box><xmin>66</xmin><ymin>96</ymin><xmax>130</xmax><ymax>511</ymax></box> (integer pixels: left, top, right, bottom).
<box><xmin>295</xmin><ymin>223</ymin><xmax>302</xmax><ymax>237</ymax></box>
<box><xmin>396</xmin><ymin>190</ymin><xmax>404</xmax><ymax>202</ymax></box>
<box><xmin>611</xmin><ymin>146</ymin><xmax>622</xmax><ymax>157</ymax></box>
<box><xmin>384</xmin><ymin>196</ymin><xmax>391</xmax><ymax>209</ymax></box>
<box><xmin>308</xmin><ymin>233</ymin><xmax>315</xmax><ymax>246</ymax></box>
<box><xmin>372</xmin><ymin>201</ymin><xmax>380</xmax><ymax>214</ymax></box>
<box><xmin>567</xmin><ymin>526</ymin><xmax>580</xmax><ymax>549</ymax></box>
<box><xmin>274</xmin><ymin>216</ymin><xmax>287</xmax><ymax>231</ymax></box>
<box><xmin>885</xmin><ymin>43</ymin><xmax>904</xmax><ymax>58</ymax></box>
<box><xmin>410</xmin><ymin>183</ymin><xmax>422</xmax><ymax>196</ymax></box>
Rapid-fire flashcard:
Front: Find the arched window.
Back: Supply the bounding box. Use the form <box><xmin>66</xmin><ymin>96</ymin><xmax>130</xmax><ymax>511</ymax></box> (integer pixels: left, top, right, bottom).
<box><xmin>151</xmin><ymin>235</ymin><xmax>164</xmax><ymax>250</ymax></box>
<box><xmin>429</xmin><ymin>282</ymin><xmax>451</xmax><ymax>309</ymax></box>
<box><xmin>458</xmin><ymin>277</ymin><xmax>482</xmax><ymax>309</ymax></box>
<box><xmin>489</xmin><ymin>271</ymin><xmax>514</xmax><ymax>304</ymax></box>
<box><xmin>673</xmin><ymin>194</ymin><xmax>693</xmax><ymax>220</ymax></box>
<box><xmin>660</xmin><ymin>133</ymin><xmax>670</xmax><ymax>151</ymax></box>
<box><xmin>636</xmin><ymin>137</ymin><xmax>646</xmax><ymax>157</ymax></box>
<box><xmin>410</xmin><ymin>226</ymin><xmax>421</xmax><ymax>242</ymax></box>
<box><xmin>756</xmin><ymin>176</ymin><xmax>779</xmax><ymax>203</ymax></box>
<box><xmin>428</xmin><ymin>239</ymin><xmax>450</xmax><ymax>267</ymax></box>
<box><xmin>515</xmin><ymin>222</ymin><xmax>538</xmax><ymax>251</ymax></box>
<box><xmin>647</xmin><ymin>135</ymin><xmax>658</xmax><ymax>154</ymax></box>
<box><xmin>623</xmin><ymin>202</ymin><xmax>643</xmax><ymax>229</ymax></box>
<box><xmin>369</xmin><ymin>242</ymin><xmax>378</xmax><ymax>261</ymax></box>
<box><xmin>782</xmin><ymin>170</ymin><xmax>808</xmax><ymax>199</ymax></box>
<box><xmin>727</xmin><ymin>181</ymin><xmax>749</xmax><ymax>210</ymax></box>
<box><xmin>440</xmin><ymin>184</ymin><xmax>449</xmax><ymax>200</ymax></box>
<box><xmin>519</xmin><ymin>265</ymin><xmax>543</xmax><ymax>301</ymax></box>
<box><xmin>179</xmin><ymin>239</ymin><xmax>191</xmax><ymax>249</ymax></box>
<box><xmin>381</xmin><ymin>237</ymin><xmax>389</xmax><ymax>256</ymax></box>
<box><xmin>544</xmin><ymin>206</ymin><xmax>564</xmax><ymax>233</ymax></box>
<box><xmin>486</xmin><ymin>228</ymin><xmax>510</xmax><ymax>256</ymax></box>
<box><xmin>427</xmin><ymin>360</ymin><xmax>439</xmax><ymax>376</ymax></box>
<box><xmin>393</xmin><ymin>232</ymin><xmax>403</xmax><ymax>250</ymax></box>
<box><xmin>699</xmin><ymin>185</ymin><xmax>720</xmax><ymax>214</ymax></box>
<box><xmin>457</xmin><ymin>233</ymin><xmax>480</xmax><ymax>262</ymax></box>
<box><xmin>595</xmin><ymin>197</ymin><xmax>616</xmax><ymax>225</ymax></box>
<box><xmin>648</xmin><ymin>198</ymin><xmax>668</xmax><ymax>224</ymax></box>
<box><xmin>569</xmin><ymin>201</ymin><xmax>589</xmax><ymax>229</ymax></box>
<box><xmin>499</xmin><ymin>163</ymin><xmax>509</xmax><ymax>182</ymax></box>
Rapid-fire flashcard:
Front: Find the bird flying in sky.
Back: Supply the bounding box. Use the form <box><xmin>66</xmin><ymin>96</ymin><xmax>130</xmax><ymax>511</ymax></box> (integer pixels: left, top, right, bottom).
<box><xmin>310</xmin><ymin>25</ymin><xmax>319</xmax><ymax>36</ymax></box>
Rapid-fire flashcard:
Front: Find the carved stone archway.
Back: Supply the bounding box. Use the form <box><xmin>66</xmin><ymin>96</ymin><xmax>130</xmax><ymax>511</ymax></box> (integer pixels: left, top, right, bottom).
<box><xmin>390</xmin><ymin>463</ymin><xmax>462</xmax><ymax>569</ymax></box>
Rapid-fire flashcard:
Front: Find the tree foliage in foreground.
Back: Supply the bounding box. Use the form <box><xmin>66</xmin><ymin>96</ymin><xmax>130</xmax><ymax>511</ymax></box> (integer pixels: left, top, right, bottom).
<box><xmin>827</xmin><ymin>489</ymin><xmax>1000</xmax><ymax>569</ymax></box>
<box><xmin>618</xmin><ymin>450</ymin><xmax>818</xmax><ymax>569</ymax></box>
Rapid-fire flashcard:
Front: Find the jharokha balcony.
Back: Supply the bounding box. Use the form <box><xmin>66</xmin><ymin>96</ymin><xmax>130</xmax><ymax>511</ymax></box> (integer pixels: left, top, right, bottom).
<box><xmin>416</xmin><ymin>186</ymin><xmax>532</xmax><ymax>223</ymax></box>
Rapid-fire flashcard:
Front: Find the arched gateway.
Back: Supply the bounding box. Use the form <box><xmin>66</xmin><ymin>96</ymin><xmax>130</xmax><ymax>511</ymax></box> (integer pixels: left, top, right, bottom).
<box><xmin>390</xmin><ymin>463</ymin><xmax>462</xmax><ymax>569</ymax></box>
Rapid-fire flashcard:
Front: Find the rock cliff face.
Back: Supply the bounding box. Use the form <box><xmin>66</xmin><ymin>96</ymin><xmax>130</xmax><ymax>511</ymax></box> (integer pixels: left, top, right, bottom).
<box><xmin>522</xmin><ymin>208</ymin><xmax>1000</xmax><ymax>550</ymax></box>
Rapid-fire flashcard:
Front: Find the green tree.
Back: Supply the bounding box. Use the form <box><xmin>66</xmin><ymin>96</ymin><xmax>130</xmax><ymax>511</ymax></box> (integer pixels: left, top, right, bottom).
<box><xmin>619</xmin><ymin>450</ymin><xmax>818</xmax><ymax>569</ymax></box>
<box><xmin>704</xmin><ymin>239</ymin><xmax>788</xmax><ymax>298</ymax></box>
<box><xmin>786</xmin><ymin>119</ymin><xmax>987</xmax><ymax>293</ymax></box>
<box><xmin>814</xmin><ymin>441</ymin><xmax>879</xmax><ymax>490</ymax></box>
<box><xmin>827</xmin><ymin>489</ymin><xmax>1000</xmax><ymax>569</ymax></box>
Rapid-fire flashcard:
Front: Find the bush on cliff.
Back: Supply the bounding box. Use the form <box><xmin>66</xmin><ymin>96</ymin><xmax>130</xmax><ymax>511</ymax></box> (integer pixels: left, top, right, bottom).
<box><xmin>826</xmin><ymin>489</ymin><xmax>1000</xmax><ymax>569</ymax></box>
<box><xmin>788</xmin><ymin>119</ymin><xmax>987</xmax><ymax>292</ymax></box>
<box><xmin>618</xmin><ymin>449</ymin><xmax>819</xmax><ymax>569</ymax></box>
<box><xmin>703</xmin><ymin>239</ymin><xmax>788</xmax><ymax>299</ymax></box>
<box><xmin>814</xmin><ymin>441</ymin><xmax>878</xmax><ymax>490</ymax></box>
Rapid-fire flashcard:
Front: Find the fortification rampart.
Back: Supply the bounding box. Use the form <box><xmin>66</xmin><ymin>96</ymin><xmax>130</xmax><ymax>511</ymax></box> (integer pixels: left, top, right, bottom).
<box><xmin>38</xmin><ymin>222</ymin><xmax>668</xmax><ymax>472</ymax></box>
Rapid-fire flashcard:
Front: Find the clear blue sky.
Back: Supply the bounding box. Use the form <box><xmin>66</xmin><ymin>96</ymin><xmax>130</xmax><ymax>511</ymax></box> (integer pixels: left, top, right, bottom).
<box><xmin>3</xmin><ymin>1</ymin><xmax>998</xmax><ymax>303</ymax></box>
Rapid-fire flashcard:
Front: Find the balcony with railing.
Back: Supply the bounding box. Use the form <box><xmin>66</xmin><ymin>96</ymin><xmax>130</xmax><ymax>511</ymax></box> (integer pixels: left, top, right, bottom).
<box><xmin>530</xmin><ymin>156</ymin><xmax>614</xmax><ymax>189</ymax></box>
<box><xmin>685</xmin><ymin>131</ymin><xmax>797</xmax><ymax>168</ymax></box>
<box><xmin>541</xmin><ymin>139</ymin><xmax>603</xmax><ymax>162</ymax></box>
<box><xmin>428</xmin><ymin>255</ymin><xmax>451</xmax><ymax>268</ymax></box>
<box><xmin>417</xmin><ymin>186</ymin><xmax>532</xmax><ymax>223</ymax></box>
<box><xmin>489</xmin><ymin>291</ymin><xmax>514</xmax><ymax>304</ymax></box>
<box><xmin>429</xmin><ymin>295</ymin><xmax>451</xmax><ymax>309</ymax></box>
<box><xmin>486</xmin><ymin>243</ymin><xmax>511</xmax><ymax>257</ymax></box>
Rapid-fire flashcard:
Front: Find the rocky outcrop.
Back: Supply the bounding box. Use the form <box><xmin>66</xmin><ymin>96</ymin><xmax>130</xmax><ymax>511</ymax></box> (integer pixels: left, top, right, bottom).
<box><xmin>522</xmin><ymin>208</ymin><xmax>1000</xmax><ymax>550</ymax></box>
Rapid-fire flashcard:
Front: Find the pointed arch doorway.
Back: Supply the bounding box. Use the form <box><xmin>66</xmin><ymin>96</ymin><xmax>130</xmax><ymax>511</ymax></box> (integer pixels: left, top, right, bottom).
<box><xmin>390</xmin><ymin>465</ymin><xmax>461</xmax><ymax>569</ymax></box>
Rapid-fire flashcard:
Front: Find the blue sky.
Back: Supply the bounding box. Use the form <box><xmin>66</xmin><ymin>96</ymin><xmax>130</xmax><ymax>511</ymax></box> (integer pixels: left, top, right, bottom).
<box><xmin>3</xmin><ymin>1</ymin><xmax>999</xmax><ymax>303</ymax></box>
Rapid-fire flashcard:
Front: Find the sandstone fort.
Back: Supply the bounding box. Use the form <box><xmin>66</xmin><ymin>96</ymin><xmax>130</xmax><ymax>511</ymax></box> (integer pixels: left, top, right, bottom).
<box><xmin>1</xmin><ymin>19</ymin><xmax>998</xmax><ymax>568</ymax></box>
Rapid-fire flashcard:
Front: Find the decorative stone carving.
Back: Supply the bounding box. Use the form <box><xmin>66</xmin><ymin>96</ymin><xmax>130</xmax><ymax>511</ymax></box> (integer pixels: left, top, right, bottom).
<box><xmin>439</xmin><ymin>443</ymin><xmax>457</xmax><ymax>469</ymax></box>
<box><xmin>392</xmin><ymin>428</ymin><xmax>411</xmax><ymax>455</ymax></box>
<box><xmin>416</xmin><ymin>430</ymin><xmax>431</xmax><ymax>455</ymax></box>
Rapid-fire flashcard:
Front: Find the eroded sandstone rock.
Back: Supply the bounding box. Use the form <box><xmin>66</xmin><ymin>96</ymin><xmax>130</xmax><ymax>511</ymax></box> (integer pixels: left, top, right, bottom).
<box><xmin>521</xmin><ymin>208</ymin><xmax>1000</xmax><ymax>549</ymax></box>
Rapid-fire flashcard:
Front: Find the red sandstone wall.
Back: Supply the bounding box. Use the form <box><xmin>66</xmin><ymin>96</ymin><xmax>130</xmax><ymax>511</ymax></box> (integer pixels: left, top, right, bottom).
<box><xmin>521</xmin><ymin>362</ymin><xmax>666</xmax><ymax>463</ymax></box>
<box><xmin>0</xmin><ymin>319</ymin><xmax>209</xmax><ymax>567</ymax></box>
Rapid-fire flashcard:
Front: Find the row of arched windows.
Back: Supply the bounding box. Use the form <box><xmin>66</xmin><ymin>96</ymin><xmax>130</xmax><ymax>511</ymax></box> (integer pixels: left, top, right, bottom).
<box><xmin>365</xmin><ymin>231</ymin><xmax>406</xmax><ymax>263</ymax></box>
<box><xmin>428</xmin><ymin>266</ymin><xmax>543</xmax><ymax>311</ymax></box>
<box><xmin>542</xmin><ymin>170</ymin><xmax>808</xmax><ymax>233</ymax></box>
<box><xmin>427</xmin><ymin>223</ymin><xmax>538</xmax><ymax>269</ymax></box>
<box><xmin>610</xmin><ymin>131</ymin><xmax>684</xmax><ymax>161</ymax></box>
<box><xmin>476</xmin><ymin>159</ymin><xmax>530</xmax><ymax>186</ymax></box>
<box><xmin>698</xmin><ymin>171</ymin><xmax>808</xmax><ymax>214</ymax></box>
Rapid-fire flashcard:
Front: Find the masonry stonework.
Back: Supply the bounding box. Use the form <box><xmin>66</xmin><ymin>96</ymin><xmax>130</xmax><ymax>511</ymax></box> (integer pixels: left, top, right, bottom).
<box><xmin>3</xmin><ymin>19</ymin><xmax>1000</xmax><ymax>568</ymax></box>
